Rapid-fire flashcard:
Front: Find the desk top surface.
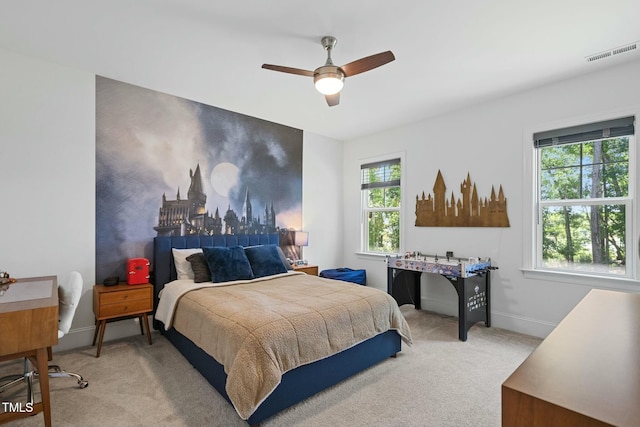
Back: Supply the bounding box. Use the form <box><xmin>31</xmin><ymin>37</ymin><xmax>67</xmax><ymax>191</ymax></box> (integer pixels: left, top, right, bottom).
<box><xmin>503</xmin><ymin>289</ymin><xmax>640</xmax><ymax>426</ymax></box>
<box><xmin>0</xmin><ymin>275</ymin><xmax>57</xmax><ymax>314</ymax></box>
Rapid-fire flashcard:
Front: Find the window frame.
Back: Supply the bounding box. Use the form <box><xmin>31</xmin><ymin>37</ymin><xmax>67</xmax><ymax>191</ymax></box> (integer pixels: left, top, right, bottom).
<box><xmin>359</xmin><ymin>152</ymin><xmax>405</xmax><ymax>256</ymax></box>
<box><xmin>523</xmin><ymin>111</ymin><xmax>639</xmax><ymax>290</ymax></box>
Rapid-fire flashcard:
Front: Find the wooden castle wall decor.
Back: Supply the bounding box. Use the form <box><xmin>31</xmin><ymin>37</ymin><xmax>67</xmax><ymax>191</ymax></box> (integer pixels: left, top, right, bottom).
<box><xmin>415</xmin><ymin>170</ymin><xmax>510</xmax><ymax>227</ymax></box>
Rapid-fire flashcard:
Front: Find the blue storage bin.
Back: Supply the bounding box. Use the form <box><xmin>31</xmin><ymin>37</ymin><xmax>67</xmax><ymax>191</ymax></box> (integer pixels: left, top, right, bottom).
<box><xmin>320</xmin><ymin>268</ymin><xmax>366</xmax><ymax>286</ymax></box>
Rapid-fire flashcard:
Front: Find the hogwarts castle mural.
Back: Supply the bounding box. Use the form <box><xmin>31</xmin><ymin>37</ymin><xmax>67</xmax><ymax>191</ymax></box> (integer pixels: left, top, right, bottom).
<box><xmin>96</xmin><ymin>76</ymin><xmax>303</xmax><ymax>282</ymax></box>
<box><xmin>153</xmin><ymin>163</ymin><xmax>278</xmax><ymax>236</ymax></box>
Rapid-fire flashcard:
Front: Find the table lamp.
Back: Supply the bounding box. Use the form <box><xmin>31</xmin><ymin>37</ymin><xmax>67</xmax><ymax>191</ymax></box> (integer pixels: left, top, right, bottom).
<box><xmin>294</xmin><ymin>231</ymin><xmax>309</xmax><ymax>261</ymax></box>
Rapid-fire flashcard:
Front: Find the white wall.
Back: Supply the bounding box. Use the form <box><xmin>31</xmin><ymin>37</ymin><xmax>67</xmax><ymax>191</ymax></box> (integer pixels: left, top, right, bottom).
<box><xmin>302</xmin><ymin>132</ymin><xmax>344</xmax><ymax>271</ymax></box>
<box><xmin>0</xmin><ymin>47</ymin><xmax>344</xmax><ymax>350</ymax></box>
<box><xmin>0</xmin><ymin>47</ymin><xmax>100</xmax><ymax>350</ymax></box>
<box><xmin>343</xmin><ymin>58</ymin><xmax>640</xmax><ymax>338</ymax></box>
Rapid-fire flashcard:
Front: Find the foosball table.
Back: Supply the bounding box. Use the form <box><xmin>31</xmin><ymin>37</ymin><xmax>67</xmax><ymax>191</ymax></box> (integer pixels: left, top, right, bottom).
<box><xmin>386</xmin><ymin>253</ymin><xmax>495</xmax><ymax>341</ymax></box>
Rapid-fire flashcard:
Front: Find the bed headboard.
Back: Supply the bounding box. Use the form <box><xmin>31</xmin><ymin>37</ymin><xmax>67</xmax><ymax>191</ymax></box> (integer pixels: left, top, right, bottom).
<box><xmin>152</xmin><ymin>234</ymin><xmax>279</xmax><ymax>304</ymax></box>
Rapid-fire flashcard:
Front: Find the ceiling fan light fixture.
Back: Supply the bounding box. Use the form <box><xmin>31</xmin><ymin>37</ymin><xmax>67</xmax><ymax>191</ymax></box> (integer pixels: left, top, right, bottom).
<box><xmin>262</xmin><ymin>36</ymin><xmax>395</xmax><ymax>106</ymax></box>
<box><xmin>314</xmin><ymin>76</ymin><xmax>343</xmax><ymax>95</ymax></box>
<box><xmin>314</xmin><ymin>67</ymin><xmax>344</xmax><ymax>95</ymax></box>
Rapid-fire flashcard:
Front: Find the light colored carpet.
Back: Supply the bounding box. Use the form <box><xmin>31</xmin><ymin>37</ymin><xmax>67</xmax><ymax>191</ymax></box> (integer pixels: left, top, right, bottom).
<box><xmin>0</xmin><ymin>307</ymin><xmax>540</xmax><ymax>426</ymax></box>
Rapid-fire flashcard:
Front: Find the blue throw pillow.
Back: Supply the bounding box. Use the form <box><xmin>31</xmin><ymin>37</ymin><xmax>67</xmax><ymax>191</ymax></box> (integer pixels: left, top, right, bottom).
<box><xmin>202</xmin><ymin>246</ymin><xmax>255</xmax><ymax>283</ymax></box>
<box><xmin>244</xmin><ymin>245</ymin><xmax>288</xmax><ymax>278</ymax></box>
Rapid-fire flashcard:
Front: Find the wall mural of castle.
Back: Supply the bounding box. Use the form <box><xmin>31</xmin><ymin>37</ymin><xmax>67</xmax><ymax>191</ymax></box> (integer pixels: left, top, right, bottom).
<box><xmin>96</xmin><ymin>76</ymin><xmax>303</xmax><ymax>282</ymax></box>
<box><xmin>154</xmin><ymin>164</ymin><xmax>278</xmax><ymax>237</ymax></box>
<box><xmin>415</xmin><ymin>170</ymin><xmax>509</xmax><ymax>227</ymax></box>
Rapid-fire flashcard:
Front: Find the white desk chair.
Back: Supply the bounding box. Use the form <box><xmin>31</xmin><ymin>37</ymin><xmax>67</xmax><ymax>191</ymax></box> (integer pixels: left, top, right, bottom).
<box><xmin>0</xmin><ymin>271</ymin><xmax>88</xmax><ymax>403</ymax></box>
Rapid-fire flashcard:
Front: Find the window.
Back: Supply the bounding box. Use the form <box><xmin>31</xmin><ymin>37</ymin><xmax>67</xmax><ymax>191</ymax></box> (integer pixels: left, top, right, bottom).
<box><xmin>532</xmin><ymin>116</ymin><xmax>635</xmax><ymax>279</ymax></box>
<box><xmin>361</xmin><ymin>157</ymin><xmax>401</xmax><ymax>254</ymax></box>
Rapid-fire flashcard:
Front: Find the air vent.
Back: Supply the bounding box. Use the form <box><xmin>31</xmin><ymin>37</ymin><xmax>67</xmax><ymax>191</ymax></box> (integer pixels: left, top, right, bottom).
<box><xmin>586</xmin><ymin>42</ymin><xmax>638</xmax><ymax>63</ymax></box>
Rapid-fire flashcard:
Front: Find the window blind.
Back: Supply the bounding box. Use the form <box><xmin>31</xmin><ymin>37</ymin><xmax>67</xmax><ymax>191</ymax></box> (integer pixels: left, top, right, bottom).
<box><xmin>533</xmin><ymin>116</ymin><xmax>635</xmax><ymax>148</ymax></box>
<box><xmin>361</xmin><ymin>158</ymin><xmax>401</xmax><ymax>190</ymax></box>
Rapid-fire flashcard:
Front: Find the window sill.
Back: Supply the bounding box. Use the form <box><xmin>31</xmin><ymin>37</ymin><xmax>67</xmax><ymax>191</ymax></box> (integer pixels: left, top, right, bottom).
<box><xmin>521</xmin><ymin>268</ymin><xmax>639</xmax><ymax>291</ymax></box>
<box><xmin>355</xmin><ymin>251</ymin><xmax>393</xmax><ymax>260</ymax></box>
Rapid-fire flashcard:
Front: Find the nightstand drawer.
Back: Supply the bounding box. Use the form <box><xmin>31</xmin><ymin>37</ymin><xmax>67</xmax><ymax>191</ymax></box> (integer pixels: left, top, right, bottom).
<box><xmin>99</xmin><ymin>298</ymin><xmax>152</xmax><ymax>318</ymax></box>
<box><xmin>100</xmin><ymin>287</ymin><xmax>150</xmax><ymax>305</ymax></box>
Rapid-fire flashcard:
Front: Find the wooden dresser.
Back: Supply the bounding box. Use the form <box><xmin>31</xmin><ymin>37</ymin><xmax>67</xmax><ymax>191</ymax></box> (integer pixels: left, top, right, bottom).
<box><xmin>502</xmin><ymin>289</ymin><xmax>640</xmax><ymax>427</ymax></box>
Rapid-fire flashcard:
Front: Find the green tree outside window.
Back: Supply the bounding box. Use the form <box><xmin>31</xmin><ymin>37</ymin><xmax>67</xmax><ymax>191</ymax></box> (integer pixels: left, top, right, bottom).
<box><xmin>361</xmin><ymin>159</ymin><xmax>401</xmax><ymax>253</ymax></box>
<box><xmin>539</xmin><ymin>137</ymin><xmax>629</xmax><ymax>274</ymax></box>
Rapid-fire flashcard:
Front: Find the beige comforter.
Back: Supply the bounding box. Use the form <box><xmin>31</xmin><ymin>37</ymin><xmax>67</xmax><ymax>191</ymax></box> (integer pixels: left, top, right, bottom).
<box><xmin>169</xmin><ymin>273</ymin><xmax>412</xmax><ymax>420</ymax></box>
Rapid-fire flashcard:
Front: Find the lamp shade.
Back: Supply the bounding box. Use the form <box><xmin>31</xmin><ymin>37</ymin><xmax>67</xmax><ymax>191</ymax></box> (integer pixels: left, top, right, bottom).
<box><xmin>314</xmin><ymin>76</ymin><xmax>343</xmax><ymax>95</ymax></box>
<box><xmin>294</xmin><ymin>231</ymin><xmax>309</xmax><ymax>247</ymax></box>
<box><xmin>313</xmin><ymin>66</ymin><xmax>344</xmax><ymax>95</ymax></box>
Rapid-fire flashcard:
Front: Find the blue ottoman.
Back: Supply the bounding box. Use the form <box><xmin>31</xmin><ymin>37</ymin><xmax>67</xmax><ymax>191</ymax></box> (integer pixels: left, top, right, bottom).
<box><xmin>319</xmin><ymin>268</ymin><xmax>366</xmax><ymax>286</ymax></box>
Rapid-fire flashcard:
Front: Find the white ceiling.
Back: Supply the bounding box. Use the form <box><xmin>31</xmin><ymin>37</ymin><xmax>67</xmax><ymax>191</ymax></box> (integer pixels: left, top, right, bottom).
<box><xmin>1</xmin><ymin>0</ymin><xmax>639</xmax><ymax>141</ymax></box>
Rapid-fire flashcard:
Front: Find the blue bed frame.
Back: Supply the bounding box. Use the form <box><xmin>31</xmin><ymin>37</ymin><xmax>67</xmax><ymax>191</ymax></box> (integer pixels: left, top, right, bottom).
<box><xmin>153</xmin><ymin>234</ymin><xmax>402</xmax><ymax>425</ymax></box>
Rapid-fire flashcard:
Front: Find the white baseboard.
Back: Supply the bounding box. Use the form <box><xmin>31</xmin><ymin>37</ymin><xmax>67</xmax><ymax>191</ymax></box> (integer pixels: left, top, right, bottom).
<box><xmin>54</xmin><ymin>314</ymin><xmax>155</xmax><ymax>352</ymax></box>
<box><xmin>420</xmin><ymin>296</ymin><xmax>555</xmax><ymax>339</ymax></box>
<box><xmin>490</xmin><ymin>310</ymin><xmax>556</xmax><ymax>339</ymax></box>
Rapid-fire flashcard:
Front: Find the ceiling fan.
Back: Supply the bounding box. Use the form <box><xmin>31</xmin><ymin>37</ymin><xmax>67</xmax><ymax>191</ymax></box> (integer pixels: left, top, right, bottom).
<box><xmin>262</xmin><ymin>36</ymin><xmax>395</xmax><ymax>107</ymax></box>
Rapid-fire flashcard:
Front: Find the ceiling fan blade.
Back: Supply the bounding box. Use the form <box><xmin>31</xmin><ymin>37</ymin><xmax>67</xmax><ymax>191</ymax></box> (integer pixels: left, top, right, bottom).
<box><xmin>340</xmin><ymin>51</ymin><xmax>395</xmax><ymax>77</ymax></box>
<box><xmin>261</xmin><ymin>64</ymin><xmax>314</xmax><ymax>77</ymax></box>
<box><xmin>325</xmin><ymin>93</ymin><xmax>340</xmax><ymax>107</ymax></box>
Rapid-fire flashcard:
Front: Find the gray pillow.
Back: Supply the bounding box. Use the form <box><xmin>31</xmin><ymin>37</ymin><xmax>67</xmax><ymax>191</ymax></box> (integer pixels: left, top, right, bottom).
<box><xmin>186</xmin><ymin>252</ymin><xmax>211</xmax><ymax>283</ymax></box>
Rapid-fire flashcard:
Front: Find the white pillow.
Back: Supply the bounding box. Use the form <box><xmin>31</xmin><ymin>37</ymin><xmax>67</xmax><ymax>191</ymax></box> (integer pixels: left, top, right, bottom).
<box><xmin>172</xmin><ymin>248</ymin><xmax>203</xmax><ymax>280</ymax></box>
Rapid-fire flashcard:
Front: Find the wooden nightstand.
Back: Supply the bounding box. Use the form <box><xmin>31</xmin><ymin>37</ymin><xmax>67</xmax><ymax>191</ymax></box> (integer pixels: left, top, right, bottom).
<box><xmin>92</xmin><ymin>282</ymin><xmax>153</xmax><ymax>357</ymax></box>
<box><xmin>292</xmin><ymin>264</ymin><xmax>319</xmax><ymax>276</ymax></box>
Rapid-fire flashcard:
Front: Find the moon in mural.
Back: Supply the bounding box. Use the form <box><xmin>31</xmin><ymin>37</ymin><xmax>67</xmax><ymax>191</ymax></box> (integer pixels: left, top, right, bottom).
<box><xmin>210</xmin><ymin>162</ymin><xmax>240</xmax><ymax>197</ymax></box>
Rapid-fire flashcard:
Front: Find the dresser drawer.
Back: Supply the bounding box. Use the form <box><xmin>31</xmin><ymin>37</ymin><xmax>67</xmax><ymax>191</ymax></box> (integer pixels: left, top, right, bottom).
<box><xmin>99</xmin><ymin>298</ymin><xmax>152</xmax><ymax>318</ymax></box>
<box><xmin>100</xmin><ymin>287</ymin><xmax>150</xmax><ymax>305</ymax></box>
